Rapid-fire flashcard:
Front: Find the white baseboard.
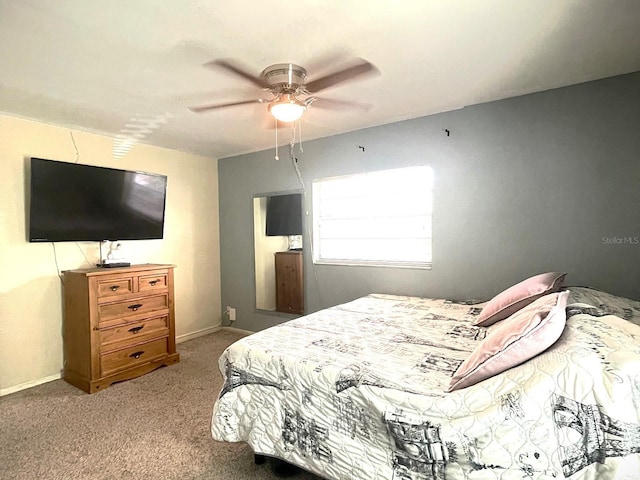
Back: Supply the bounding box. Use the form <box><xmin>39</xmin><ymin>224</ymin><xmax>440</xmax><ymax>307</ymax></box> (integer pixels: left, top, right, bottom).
<box><xmin>0</xmin><ymin>372</ymin><xmax>62</xmax><ymax>397</ymax></box>
<box><xmin>176</xmin><ymin>325</ymin><xmax>223</xmax><ymax>343</ymax></box>
<box><xmin>221</xmin><ymin>325</ymin><xmax>254</xmax><ymax>336</ymax></box>
<box><xmin>2</xmin><ymin>326</ymin><xmax>243</xmax><ymax>396</ymax></box>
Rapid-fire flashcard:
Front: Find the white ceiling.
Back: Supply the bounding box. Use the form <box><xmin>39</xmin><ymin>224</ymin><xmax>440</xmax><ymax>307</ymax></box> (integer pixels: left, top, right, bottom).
<box><xmin>2</xmin><ymin>0</ymin><xmax>640</xmax><ymax>159</ymax></box>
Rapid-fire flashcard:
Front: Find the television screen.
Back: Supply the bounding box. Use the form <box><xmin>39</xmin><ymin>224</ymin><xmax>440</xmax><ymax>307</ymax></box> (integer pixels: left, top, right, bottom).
<box><xmin>29</xmin><ymin>157</ymin><xmax>167</xmax><ymax>242</ymax></box>
<box><xmin>265</xmin><ymin>193</ymin><xmax>302</xmax><ymax>236</ymax></box>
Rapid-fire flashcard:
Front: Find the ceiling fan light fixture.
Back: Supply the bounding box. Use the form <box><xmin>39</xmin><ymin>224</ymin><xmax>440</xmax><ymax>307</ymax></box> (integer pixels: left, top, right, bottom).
<box><xmin>268</xmin><ymin>94</ymin><xmax>306</xmax><ymax>122</ymax></box>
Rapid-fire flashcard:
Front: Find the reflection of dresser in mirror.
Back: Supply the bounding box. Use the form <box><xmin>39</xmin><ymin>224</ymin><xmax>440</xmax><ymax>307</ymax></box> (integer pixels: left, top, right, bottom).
<box><xmin>275</xmin><ymin>251</ymin><xmax>303</xmax><ymax>314</ymax></box>
<box><xmin>254</xmin><ymin>191</ymin><xmax>304</xmax><ymax>313</ymax></box>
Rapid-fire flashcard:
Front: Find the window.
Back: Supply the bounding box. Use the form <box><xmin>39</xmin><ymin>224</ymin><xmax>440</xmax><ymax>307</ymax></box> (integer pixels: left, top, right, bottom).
<box><xmin>312</xmin><ymin>165</ymin><xmax>433</xmax><ymax>268</ymax></box>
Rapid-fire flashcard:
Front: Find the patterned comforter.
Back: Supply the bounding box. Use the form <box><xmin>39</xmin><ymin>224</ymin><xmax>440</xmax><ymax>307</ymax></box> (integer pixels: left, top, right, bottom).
<box><xmin>211</xmin><ymin>288</ymin><xmax>640</xmax><ymax>479</ymax></box>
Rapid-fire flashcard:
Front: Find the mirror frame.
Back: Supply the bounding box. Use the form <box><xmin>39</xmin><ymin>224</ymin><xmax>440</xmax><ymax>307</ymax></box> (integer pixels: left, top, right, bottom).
<box><xmin>252</xmin><ymin>189</ymin><xmax>305</xmax><ymax>315</ymax></box>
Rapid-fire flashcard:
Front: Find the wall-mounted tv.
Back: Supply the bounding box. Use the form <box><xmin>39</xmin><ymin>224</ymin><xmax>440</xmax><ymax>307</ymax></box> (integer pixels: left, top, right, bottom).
<box><xmin>265</xmin><ymin>193</ymin><xmax>302</xmax><ymax>237</ymax></box>
<box><xmin>28</xmin><ymin>157</ymin><xmax>167</xmax><ymax>242</ymax></box>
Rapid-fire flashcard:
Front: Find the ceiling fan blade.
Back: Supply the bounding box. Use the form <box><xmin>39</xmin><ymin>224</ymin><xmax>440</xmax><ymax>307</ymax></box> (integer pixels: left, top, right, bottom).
<box><xmin>205</xmin><ymin>59</ymin><xmax>270</xmax><ymax>89</ymax></box>
<box><xmin>305</xmin><ymin>59</ymin><xmax>378</xmax><ymax>93</ymax></box>
<box><xmin>189</xmin><ymin>99</ymin><xmax>264</xmax><ymax>113</ymax></box>
<box><xmin>307</xmin><ymin>97</ymin><xmax>372</xmax><ymax>111</ymax></box>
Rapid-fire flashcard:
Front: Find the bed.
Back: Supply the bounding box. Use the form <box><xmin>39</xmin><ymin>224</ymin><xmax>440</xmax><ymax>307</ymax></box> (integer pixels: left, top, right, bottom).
<box><xmin>211</xmin><ymin>276</ymin><xmax>640</xmax><ymax>480</ymax></box>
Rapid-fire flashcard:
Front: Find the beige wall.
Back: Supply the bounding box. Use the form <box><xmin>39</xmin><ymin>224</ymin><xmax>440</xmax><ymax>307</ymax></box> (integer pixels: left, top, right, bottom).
<box><xmin>0</xmin><ymin>114</ymin><xmax>221</xmax><ymax>394</ymax></box>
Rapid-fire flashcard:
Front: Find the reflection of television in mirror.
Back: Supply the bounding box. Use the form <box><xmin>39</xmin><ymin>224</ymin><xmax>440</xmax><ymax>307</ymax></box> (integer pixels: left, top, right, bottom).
<box><xmin>265</xmin><ymin>194</ymin><xmax>302</xmax><ymax>237</ymax></box>
<box><xmin>28</xmin><ymin>157</ymin><xmax>167</xmax><ymax>242</ymax></box>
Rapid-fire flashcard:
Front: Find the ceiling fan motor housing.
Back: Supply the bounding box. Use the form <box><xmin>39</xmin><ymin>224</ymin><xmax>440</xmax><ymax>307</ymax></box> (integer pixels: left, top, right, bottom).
<box><xmin>262</xmin><ymin>64</ymin><xmax>308</xmax><ymax>92</ymax></box>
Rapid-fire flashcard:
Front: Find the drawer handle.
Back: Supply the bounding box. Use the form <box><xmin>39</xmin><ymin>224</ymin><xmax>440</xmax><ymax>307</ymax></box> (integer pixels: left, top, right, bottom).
<box><xmin>128</xmin><ymin>303</ymin><xmax>143</xmax><ymax>311</ymax></box>
<box><xmin>129</xmin><ymin>351</ymin><xmax>145</xmax><ymax>359</ymax></box>
<box><xmin>128</xmin><ymin>325</ymin><xmax>144</xmax><ymax>334</ymax></box>
<box><xmin>149</xmin><ymin>280</ymin><xmax>159</xmax><ymax>286</ymax></box>
<box><xmin>110</xmin><ymin>285</ymin><xmax>120</xmax><ymax>292</ymax></box>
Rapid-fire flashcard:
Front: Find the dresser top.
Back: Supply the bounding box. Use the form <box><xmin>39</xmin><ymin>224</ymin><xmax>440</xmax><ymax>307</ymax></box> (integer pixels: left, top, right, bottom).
<box><xmin>63</xmin><ymin>263</ymin><xmax>176</xmax><ymax>276</ymax></box>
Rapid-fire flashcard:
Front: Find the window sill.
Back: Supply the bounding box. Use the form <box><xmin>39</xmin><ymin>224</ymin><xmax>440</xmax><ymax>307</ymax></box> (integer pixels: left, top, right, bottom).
<box><xmin>313</xmin><ymin>259</ymin><xmax>432</xmax><ymax>270</ymax></box>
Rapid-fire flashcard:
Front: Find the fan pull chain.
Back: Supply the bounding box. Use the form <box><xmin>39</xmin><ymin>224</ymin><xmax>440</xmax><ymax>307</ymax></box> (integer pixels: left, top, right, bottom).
<box><xmin>289</xmin><ymin>121</ymin><xmax>297</xmax><ymax>157</ymax></box>
<box><xmin>289</xmin><ymin>121</ymin><xmax>307</xmax><ymax>194</ymax></box>
<box><xmin>289</xmin><ymin>120</ymin><xmax>302</xmax><ymax>155</ymax></box>
<box><xmin>290</xmin><ymin>121</ymin><xmax>295</xmax><ymax>151</ymax></box>
<box><xmin>298</xmin><ymin>120</ymin><xmax>303</xmax><ymax>153</ymax></box>
<box><xmin>274</xmin><ymin>119</ymin><xmax>279</xmax><ymax>160</ymax></box>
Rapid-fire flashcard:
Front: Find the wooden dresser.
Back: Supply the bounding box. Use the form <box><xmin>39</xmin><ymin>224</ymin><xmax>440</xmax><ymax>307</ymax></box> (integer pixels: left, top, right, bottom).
<box><xmin>275</xmin><ymin>251</ymin><xmax>304</xmax><ymax>315</ymax></box>
<box><xmin>62</xmin><ymin>264</ymin><xmax>179</xmax><ymax>393</ymax></box>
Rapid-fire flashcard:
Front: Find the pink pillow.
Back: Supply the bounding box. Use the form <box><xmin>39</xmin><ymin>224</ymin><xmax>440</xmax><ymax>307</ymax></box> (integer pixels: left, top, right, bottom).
<box><xmin>473</xmin><ymin>272</ymin><xmax>566</xmax><ymax>327</ymax></box>
<box><xmin>448</xmin><ymin>291</ymin><xmax>569</xmax><ymax>392</ymax></box>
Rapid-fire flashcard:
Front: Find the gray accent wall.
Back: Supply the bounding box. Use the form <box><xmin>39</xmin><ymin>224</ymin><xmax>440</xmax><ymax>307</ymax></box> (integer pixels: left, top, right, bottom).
<box><xmin>218</xmin><ymin>72</ymin><xmax>640</xmax><ymax>332</ymax></box>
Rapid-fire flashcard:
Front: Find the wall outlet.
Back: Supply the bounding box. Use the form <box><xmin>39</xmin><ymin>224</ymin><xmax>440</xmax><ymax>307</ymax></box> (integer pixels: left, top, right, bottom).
<box><xmin>226</xmin><ymin>306</ymin><xmax>236</xmax><ymax>322</ymax></box>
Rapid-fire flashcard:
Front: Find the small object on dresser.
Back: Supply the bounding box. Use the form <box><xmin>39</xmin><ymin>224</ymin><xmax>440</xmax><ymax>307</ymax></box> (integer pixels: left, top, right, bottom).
<box><xmin>102</xmin><ymin>262</ymin><xmax>130</xmax><ymax>268</ymax></box>
<box><xmin>102</xmin><ymin>241</ymin><xmax>131</xmax><ymax>268</ymax></box>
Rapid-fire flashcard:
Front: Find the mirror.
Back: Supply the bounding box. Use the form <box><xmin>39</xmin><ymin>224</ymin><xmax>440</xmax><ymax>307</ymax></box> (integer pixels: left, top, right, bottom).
<box><xmin>254</xmin><ymin>191</ymin><xmax>304</xmax><ymax>314</ymax></box>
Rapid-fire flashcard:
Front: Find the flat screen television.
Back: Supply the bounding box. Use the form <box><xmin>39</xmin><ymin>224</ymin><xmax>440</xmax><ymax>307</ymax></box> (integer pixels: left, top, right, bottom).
<box><xmin>265</xmin><ymin>193</ymin><xmax>302</xmax><ymax>237</ymax></box>
<box><xmin>28</xmin><ymin>157</ymin><xmax>167</xmax><ymax>242</ymax></box>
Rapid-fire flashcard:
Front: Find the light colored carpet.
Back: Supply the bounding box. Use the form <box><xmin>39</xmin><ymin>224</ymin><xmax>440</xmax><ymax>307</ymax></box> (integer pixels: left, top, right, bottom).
<box><xmin>0</xmin><ymin>329</ymin><xmax>323</xmax><ymax>480</ymax></box>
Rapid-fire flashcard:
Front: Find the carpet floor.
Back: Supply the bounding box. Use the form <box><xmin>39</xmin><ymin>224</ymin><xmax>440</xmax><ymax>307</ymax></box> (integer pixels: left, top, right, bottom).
<box><xmin>0</xmin><ymin>329</ymin><xmax>323</xmax><ymax>480</ymax></box>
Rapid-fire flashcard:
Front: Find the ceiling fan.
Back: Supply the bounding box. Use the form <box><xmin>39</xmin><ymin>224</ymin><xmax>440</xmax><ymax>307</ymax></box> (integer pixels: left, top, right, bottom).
<box><xmin>189</xmin><ymin>58</ymin><xmax>378</xmax><ymax>123</ymax></box>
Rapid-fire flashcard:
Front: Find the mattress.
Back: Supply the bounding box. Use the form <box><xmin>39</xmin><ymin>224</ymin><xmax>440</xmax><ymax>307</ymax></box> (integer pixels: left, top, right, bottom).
<box><xmin>211</xmin><ymin>287</ymin><xmax>640</xmax><ymax>479</ymax></box>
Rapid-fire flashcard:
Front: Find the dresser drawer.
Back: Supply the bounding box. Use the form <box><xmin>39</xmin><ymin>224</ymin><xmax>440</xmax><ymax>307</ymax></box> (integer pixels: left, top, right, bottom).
<box><xmin>101</xmin><ymin>337</ymin><xmax>169</xmax><ymax>377</ymax></box>
<box><xmin>98</xmin><ymin>294</ymin><xmax>169</xmax><ymax>323</ymax></box>
<box><xmin>97</xmin><ymin>277</ymin><xmax>134</xmax><ymax>297</ymax></box>
<box><xmin>139</xmin><ymin>272</ymin><xmax>169</xmax><ymax>292</ymax></box>
<box><xmin>99</xmin><ymin>315</ymin><xmax>169</xmax><ymax>348</ymax></box>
